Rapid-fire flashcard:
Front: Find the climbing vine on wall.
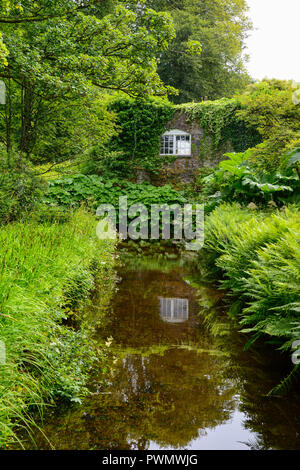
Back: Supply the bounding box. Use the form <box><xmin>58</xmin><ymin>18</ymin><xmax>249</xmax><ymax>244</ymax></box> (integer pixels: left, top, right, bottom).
<box><xmin>180</xmin><ymin>98</ymin><xmax>261</xmax><ymax>154</ymax></box>
<box><xmin>108</xmin><ymin>97</ymin><xmax>175</xmax><ymax>177</ymax></box>
<box><xmin>106</xmin><ymin>96</ymin><xmax>261</xmax><ymax>178</ymax></box>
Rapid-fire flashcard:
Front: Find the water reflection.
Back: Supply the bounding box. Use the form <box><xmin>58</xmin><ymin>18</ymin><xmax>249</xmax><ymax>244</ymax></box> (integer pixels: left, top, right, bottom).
<box><xmin>16</xmin><ymin>250</ymin><xmax>300</xmax><ymax>450</ymax></box>
<box><xmin>159</xmin><ymin>297</ymin><xmax>189</xmax><ymax>323</ymax></box>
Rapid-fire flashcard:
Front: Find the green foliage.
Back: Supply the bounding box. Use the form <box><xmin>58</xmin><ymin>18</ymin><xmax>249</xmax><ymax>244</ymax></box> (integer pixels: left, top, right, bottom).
<box><xmin>0</xmin><ymin>1</ymin><xmax>175</xmax><ymax>156</ymax></box>
<box><xmin>202</xmin><ymin>203</ymin><xmax>254</xmax><ymax>262</ymax></box>
<box><xmin>286</xmin><ymin>147</ymin><xmax>300</xmax><ymax>168</ymax></box>
<box><xmin>45</xmin><ymin>174</ymin><xmax>187</xmax><ymax>211</ymax></box>
<box><xmin>0</xmin><ymin>31</ymin><xmax>8</xmax><ymax>65</ymax></box>
<box><xmin>63</xmin><ymin>268</ymin><xmax>95</xmax><ymax>310</ymax></box>
<box><xmin>180</xmin><ymin>98</ymin><xmax>261</xmax><ymax>156</ymax></box>
<box><xmin>103</xmin><ymin>97</ymin><xmax>261</xmax><ymax>178</ymax></box>
<box><xmin>44</xmin><ymin>174</ymin><xmax>188</xmax><ymax>240</ymax></box>
<box><xmin>0</xmin><ymin>209</ymin><xmax>116</xmax><ymax>446</ymax></box>
<box><xmin>32</xmin><ymin>90</ymin><xmax>117</xmax><ymax>166</ymax></box>
<box><xmin>201</xmin><ymin>150</ymin><xmax>300</xmax><ymax>208</ymax></box>
<box><xmin>106</xmin><ymin>97</ymin><xmax>175</xmax><ymax>177</ymax></box>
<box><xmin>79</xmin><ymin>143</ymin><xmax>122</xmax><ymax>178</ymax></box>
<box><xmin>215</xmin><ymin>209</ymin><xmax>299</xmax><ymax>295</ymax></box>
<box><xmin>281</xmin><ymin>147</ymin><xmax>300</xmax><ymax>179</ymax></box>
<box><xmin>201</xmin><ymin>203</ymin><xmax>300</xmax><ymax>391</ymax></box>
<box><xmin>236</xmin><ymin>80</ymin><xmax>300</xmax><ymax>172</ymax></box>
<box><xmin>0</xmin><ymin>150</ymin><xmax>46</xmax><ymax>224</ymax></box>
<box><xmin>150</xmin><ymin>0</ymin><xmax>252</xmax><ymax>103</ymax></box>
<box><xmin>28</xmin><ymin>203</ymin><xmax>70</xmax><ymax>224</ymax></box>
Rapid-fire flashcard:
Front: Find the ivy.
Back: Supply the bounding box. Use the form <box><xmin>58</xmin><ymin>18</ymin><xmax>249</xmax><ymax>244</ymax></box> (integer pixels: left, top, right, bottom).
<box><xmin>108</xmin><ymin>97</ymin><xmax>176</xmax><ymax>177</ymax></box>
<box><xmin>106</xmin><ymin>96</ymin><xmax>261</xmax><ymax>178</ymax></box>
<box><xmin>180</xmin><ymin>98</ymin><xmax>261</xmax><ymax>155</ymax></box>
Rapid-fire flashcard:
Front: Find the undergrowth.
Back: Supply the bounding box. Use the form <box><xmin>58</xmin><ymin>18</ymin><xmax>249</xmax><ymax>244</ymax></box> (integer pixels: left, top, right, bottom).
<box><xmin>0</xmin><ymin>209</ymin><xmax>116</xmax><ymax>447</ymax></box>
<box><xmin>200</xmin><ymin>203</ymin><xmax>300</xmax><ymax>394</ymax></box>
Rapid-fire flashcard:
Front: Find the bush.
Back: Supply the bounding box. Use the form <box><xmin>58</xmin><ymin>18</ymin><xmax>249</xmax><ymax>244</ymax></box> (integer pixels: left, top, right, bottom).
<box><xmin>29</xmin><ymin>203</ymin><xmax>70</xmax><ymax>224</ymax></box>
<box><xmin>203</xmin><ymin>203</ymin><xmax>255</xmax><ymax>262</ymax></box>
<box><xmin>107</xmin><ymin>97</ymin><xmax>175</xmax><ymax>177</ymax></box>
<box><xmin>0</xmin><ymin>151</ymin><xmax>46</xmax><ymax>224</ymax></box>
<box><xmin>201</xmin><ymin>151</ymin><xmax>300</xmax><ymax>209</ymax></box>
<box><xmin>236</xmin><ymin>79</ymin><xmax>300</xmax><ymax>172</ymax></box>
<box><xmin>241</xmin><ymin>231</ymin><xmax>300</xmax><ymax>348</ymax></box>
<box><xmin>216</xmin><ymin>207</ymin><xmax>299</xmax><ymax>295</ymax></box>
<box><xmin>79</xmin><ymin>144</ymin><xmax>122</xmax><ymax>178</ymax></box>
<box><xmin>45</xmin><ymin>174</ymin><xmax>187</xmax><ymax>213</ymax></box>
<box><xmin>201</xmin><ymin>204</ymin><xmax>300</xmax><ymax>392</ymax></box>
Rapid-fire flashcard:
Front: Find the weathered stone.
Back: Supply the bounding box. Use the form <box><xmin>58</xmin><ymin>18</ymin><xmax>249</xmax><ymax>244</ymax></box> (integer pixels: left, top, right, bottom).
<box><xmin>160</xmin><ymin>110</ymin><xmax>231</xmax><ymax>184</ymax></box>
<box><xmin>135</xmin><ymin>110</ymin><xmax>232</xmax><ymax>184</ymax></box>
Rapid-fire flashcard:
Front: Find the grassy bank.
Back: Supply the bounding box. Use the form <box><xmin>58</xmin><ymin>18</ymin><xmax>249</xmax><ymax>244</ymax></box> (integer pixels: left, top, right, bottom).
<box><xmin>200</xmin><ymin>203</ymin><xmax>300</xmax><ymax>393</ymax></box>
<box><xmin>0</xmin><ymin>209</ymin><xmax>116</xmax><ymax>447</ymax></box>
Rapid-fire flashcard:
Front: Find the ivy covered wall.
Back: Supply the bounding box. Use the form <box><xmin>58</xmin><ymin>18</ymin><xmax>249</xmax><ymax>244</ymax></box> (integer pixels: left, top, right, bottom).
<box><xmin>180</xmin><ymin>99</ymin><xmax>261</xmax><ymax>158</ymax></box>
<box><xmin>108</xmin><ymin>97</ymin><xmax>176</xmax><ymax>177</ymax></box>
<box><xmin>107</xmin><ymin>96</ymin><xmax>262</xmax><ymax>181</ymax></box>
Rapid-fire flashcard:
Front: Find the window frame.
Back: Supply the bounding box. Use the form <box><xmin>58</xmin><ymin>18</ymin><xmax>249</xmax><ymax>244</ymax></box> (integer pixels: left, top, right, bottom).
<box><xmin>160</xmin><ymin>129</ymin><xmax>192</xmax><ymax>157</ymax></box>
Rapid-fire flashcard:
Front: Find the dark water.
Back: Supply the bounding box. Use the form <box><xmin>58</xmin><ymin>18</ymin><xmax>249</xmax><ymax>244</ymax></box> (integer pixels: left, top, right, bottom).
<box><xmin>21</xmin><ymin>250</ymin><xmax>300</xmax><ymax>450</ymax></box>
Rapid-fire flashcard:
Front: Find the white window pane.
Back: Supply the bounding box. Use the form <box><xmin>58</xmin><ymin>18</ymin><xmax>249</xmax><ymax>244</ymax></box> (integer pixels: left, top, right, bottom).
<box><xmin>161</xmin><ymin>132</ymin><xmax>191</xmax><ymax>156</ymax></box>
<box><xmin>159</xmin><ymin>297</ymin><xmax>189</xmax><ymax>323</ymax></box>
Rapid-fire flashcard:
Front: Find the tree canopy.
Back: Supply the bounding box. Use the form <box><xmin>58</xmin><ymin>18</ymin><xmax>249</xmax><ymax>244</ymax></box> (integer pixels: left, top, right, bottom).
<box><xmin>237</xmin><ymin>79</ymin><xmax>300</xmax><ymax>172</ymax></box>
<box><xmin>0</xmin><ymin>0</ymin><xmax>175</xmax><ymax>155</ymax></box>
<box><xmin>149</xmin><ymin>0</ymin><xmax>252</xmax><ymax>103</ymax></box>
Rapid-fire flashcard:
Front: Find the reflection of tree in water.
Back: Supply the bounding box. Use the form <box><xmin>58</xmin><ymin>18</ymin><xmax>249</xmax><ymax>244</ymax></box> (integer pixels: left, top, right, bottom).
<box><xmin>195</xmin><ymin>281</ymin><xmax>300</xmax><ymax>450</ymax></box>
<box><xmin>27</xmin><ymin>346</ymin><xmax>237</xmax><ymax>450</ymax></box>
<box><xmin>18</xmin><ymin>255</ymin><xmax>300</xmax><ymax>450</ymax></box>
<box><xmin>97</xmin><ymin>348</ymin><xmax>236</xmax><ymax>449</ymax></box>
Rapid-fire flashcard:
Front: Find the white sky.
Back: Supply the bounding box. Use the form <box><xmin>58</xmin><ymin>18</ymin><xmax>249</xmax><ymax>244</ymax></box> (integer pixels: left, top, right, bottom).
<box><xmin>245</xmin><ymin>0</ymin><xmax>300</xmax><ymax>82</ymax></box>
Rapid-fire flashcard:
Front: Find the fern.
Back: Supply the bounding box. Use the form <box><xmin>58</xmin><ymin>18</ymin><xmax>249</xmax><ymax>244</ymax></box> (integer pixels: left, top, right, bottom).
<box><xmin>268</xmin><ymin>364</ymin><xmax>300</xmax><ymax>397</ymax></box>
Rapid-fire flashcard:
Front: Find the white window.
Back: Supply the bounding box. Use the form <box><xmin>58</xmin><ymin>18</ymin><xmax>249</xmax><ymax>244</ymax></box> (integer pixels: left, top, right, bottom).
<box><xmin>159</xmin><ymin>297</ymin><xmax>189</xmax><ymax>323</ymax></box>
<box><xmin>160</xmin><ymin>129</ymin><xmax>191</xmax><ymax>156</ymax></box>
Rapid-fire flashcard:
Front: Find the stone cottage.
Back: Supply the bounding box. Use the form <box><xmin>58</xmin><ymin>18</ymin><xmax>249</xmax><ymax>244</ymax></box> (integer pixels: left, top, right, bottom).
<box><xmin>153</xmin><ymin>110</ymin><xmax>229</xmax><ymax>184</ymax></box>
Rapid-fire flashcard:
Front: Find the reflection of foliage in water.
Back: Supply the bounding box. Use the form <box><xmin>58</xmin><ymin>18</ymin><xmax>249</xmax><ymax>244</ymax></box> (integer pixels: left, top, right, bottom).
<box><xmin>16</xmin><ymin>248</ymin><xmax>300</xmax><ymax>450</ymax></box>
<box><xmin>23</xmin><ymin>347</ymin><xmax>237</xmax><ymax>450</ymax></box>
<box><xmin>192</xmin><ymin>279</ymin><xmax>300</xmax><ymax>450</ymax></box>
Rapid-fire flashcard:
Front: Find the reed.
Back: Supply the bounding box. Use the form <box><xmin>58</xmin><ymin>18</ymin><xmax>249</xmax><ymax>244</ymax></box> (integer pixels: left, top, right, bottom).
<box><xmin>0</xmin><ymin>209</ymin><xmax>115</xmax><ymax>447</ymax></box>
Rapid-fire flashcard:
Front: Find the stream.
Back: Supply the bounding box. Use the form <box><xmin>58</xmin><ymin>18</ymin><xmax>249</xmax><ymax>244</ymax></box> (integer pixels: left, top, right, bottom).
<box><xmin>20</xmin><ymin>246</ymin><xmax>300</xmax><ymax>450</ymax></box>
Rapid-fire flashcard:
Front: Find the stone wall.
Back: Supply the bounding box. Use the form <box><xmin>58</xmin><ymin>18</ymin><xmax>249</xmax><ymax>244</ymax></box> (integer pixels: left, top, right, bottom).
<box><xmin>136</xmin><ymin>109</ymin><xmax>231</xmax><ymax>185</ymax></box>
<box><xmin>156</xmin><ymin>110</ymin><xmax>230</xmax><ymax>184</ymax></box>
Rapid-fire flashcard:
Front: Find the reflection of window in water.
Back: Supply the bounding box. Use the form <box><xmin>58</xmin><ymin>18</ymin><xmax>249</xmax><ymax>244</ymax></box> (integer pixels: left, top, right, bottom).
<box><xmin>159</xmin><ymin>297</ymin><xmax>189</xmax><ymax>323</ymax></box>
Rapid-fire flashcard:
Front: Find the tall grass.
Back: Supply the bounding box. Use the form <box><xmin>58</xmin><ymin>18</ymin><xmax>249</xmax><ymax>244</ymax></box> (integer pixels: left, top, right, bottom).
<box><xmin>201</xmin><ymin>204</ymin><xmax>300</xmax><ymax>393</ymax></box>
<box><xmin>0</xmin><ymin>209</ymin><xmax>115</xmax><ymax>447</ymax></box>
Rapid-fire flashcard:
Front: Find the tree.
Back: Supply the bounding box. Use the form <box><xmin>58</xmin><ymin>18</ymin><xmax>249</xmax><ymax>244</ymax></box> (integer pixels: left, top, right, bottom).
<box><xmin>149</xmin><ymin>0</ymin><xmax>252</xmax><ymax>103</ymax></box>
<box><xmin>237</xmin><ymin>80</ymin><xmax>300</xmax><ymax>172</ymax></box>
<box><xmin>0</xmin><ymin>0</ymin><xmax>175</xmax><ymax>156</ymax></box>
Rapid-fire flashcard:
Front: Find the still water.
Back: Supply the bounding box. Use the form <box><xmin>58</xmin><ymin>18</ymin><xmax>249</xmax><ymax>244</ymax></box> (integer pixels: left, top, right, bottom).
<box><xmin>23</xmin><ymin>249</ymin><xmax>300</xmax><ymax>450</ymax></box>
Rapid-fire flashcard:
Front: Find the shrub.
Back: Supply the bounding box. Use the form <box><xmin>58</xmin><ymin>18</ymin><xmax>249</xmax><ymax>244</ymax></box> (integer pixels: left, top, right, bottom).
<box><xmin>0</xmin><ymin>151</ymin><xmax>46</xmax><ymax>224</ymax></box>
<box><xmin>29</xmin><ymin>203</ymin><xmax>70</xmax><ymax>224</ymax></box>
<box><xmin>236</xmin><ymin>79</ymin><xmax>300</xmax><ymax>172</ymax></box>
<box><xmin>203</xmin><ymin>203</ymin><xmax>255</xmax><ymax>261</ymax></box>
<box><xmin>45</xmin><ymin>174</ymin><xmax>187</xmax><ymax>213</ymax></box>
<box><xmin>201</xmin><ymin>151</ymin><xmax>300</xmax><ymax>209</ymax></box>
<box><xmin>216</xmin><ymin>207</ymin><xmax>299</xmax><ymax>295</ymax></box>
<box><xmin>107</xmin><ymin>97</ymin><xmax>175</xmax><ymax>177</ymax></box>
<box><xmin>201</xmin><ymin>204</ymin><xmax>300</xmax><ymax>392</ymax></box>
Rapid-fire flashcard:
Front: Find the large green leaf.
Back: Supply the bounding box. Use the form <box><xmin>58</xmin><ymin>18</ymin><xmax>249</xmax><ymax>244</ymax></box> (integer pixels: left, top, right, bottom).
<box><xmin>287</xmin><ymin>148</ymin><xmax>300</xmax><ymax>167</ymax></box>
